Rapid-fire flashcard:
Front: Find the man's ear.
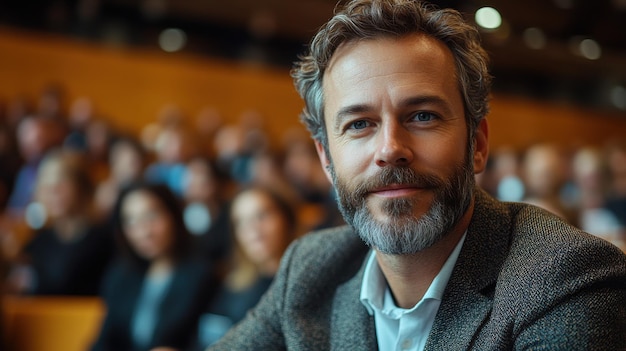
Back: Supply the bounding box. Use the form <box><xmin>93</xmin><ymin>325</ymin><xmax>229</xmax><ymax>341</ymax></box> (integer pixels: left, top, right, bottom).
<box><xmin>473</xmin><ymin>118</ymin><xmax>489</xmax><ymax>174</ymax></box>
<box><xmin>314</xmin><ymin>140</ymin><xmax>333</xmax><ymax>183</ymax></box>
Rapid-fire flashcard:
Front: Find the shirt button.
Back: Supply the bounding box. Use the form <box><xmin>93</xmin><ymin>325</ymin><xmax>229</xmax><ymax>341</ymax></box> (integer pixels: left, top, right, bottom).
<box><xmin>401</xmin><ymin>339</ymin><xmax>412</xmax><ymax>350</ymax></box>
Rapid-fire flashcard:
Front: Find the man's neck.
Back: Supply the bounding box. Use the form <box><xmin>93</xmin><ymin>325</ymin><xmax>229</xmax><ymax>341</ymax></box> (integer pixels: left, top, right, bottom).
<box><xmin>375</xmin><ymin>201</ymin><xmax>474</xmax><ymax>309</ymax></box>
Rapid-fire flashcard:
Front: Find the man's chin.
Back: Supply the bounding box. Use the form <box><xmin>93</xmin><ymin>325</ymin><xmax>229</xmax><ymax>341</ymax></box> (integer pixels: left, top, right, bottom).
<box><xmin>368</xmin><ymin>203</ymin><xmax>431</xmax><ymax>224</ymax></box>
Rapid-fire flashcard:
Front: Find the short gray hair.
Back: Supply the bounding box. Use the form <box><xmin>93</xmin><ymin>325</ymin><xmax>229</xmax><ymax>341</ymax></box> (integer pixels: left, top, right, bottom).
<box><xmin>291</xmin><ymin>0</ymin><xmax>492</xmax><ymax>151</ymax></box>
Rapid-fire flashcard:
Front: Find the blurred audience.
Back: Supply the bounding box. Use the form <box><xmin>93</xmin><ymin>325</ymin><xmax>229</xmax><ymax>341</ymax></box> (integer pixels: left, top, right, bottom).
<box><xmin>212</xmin><ymin>123</ymin><xmax>251</xmax><ymax>183</ymax></box>
<box><xmin>182</xmin><ymin>157</ymin><xmax>232</xmax><ymax>272</ymax></box>
<box><xmin>520</xmin><ymin>143</ymin><xmax>573</xmax><ymax>222</ymax></box>
<box><xmin>94</xmin><ymin>136</ymin><xmax>147</xmax><ymax>220</ymax></box>
<box><xmin>0</xmin><ymin>248</ymin><xmax>6</xmax><ymax>350</ymax></box>
<box><xmin>5</xmin><ymin>149</ymin><xmax>114</xmax><ymax>295</ymax></box>
<box><xmin>5</xmin><ymin>115</ymin><xmax>65</xmax><ymax>217</ymax></box>
<box><xmin>64</xmin><ymin>97</ymin><xmax>96</xmax><ymax>151</ymax></box>
<box><xmin>36</xmin><ymin>83</ymin><xmax>67</xmax><ymax>121</ymax></box>
<box><xmin>197</xmin><ymin>186</ymin><xmax>296</xmax><ymax>348</ymax></box>
<box><xmin>603</xmin><ymin>141</ymin><xmax>626</xmax><ymax>250</ymax></box>
<box><xmin>247</xmin><ymin>151</ymin><xmax>300</xmax><ymax>205</ymax></box>
<box><xmin>480</xmin><ymin>145</ymin><xmax>525</xmax><ymax>202</ymax></box>
<box><xmin>194</xmin><ymin>106</ymin><xmax>224</xmax><ymax>160</ymax></box>
<box><xmin>91</xmin><ymin>183</ymin><xmax>216</xmax><ymax>351</ymax></box>
<box><xmin>570</xmin><ymin>147</ymin><xmax>622</xmax><ymax>236</ymax></box>
<box><xmin>0</xmin><ymin>83</ymin><xmax>625</xmax><ymax>350</ymax></box>
<box><xmin>0</xmin><ymin>122</ymin><xmax>20</xmax><ymax>210</ymax></box>
<box><xmin>605</xmin><ymin>140</ymin><xmax>626</xmax><ymax>226</ymax></box>
<box><xmin>83</xmin><ymin>118</ymin><xmax>116</xmax><ymax>183</ymax></box>
<box><xmin>281</xmin><ymin>133</ymin><xmax>329</xmax><ymax>204</ymax></box>
<box><xmin>144</xmin><ymin>125</ymin><xmax>197</xmax><ymax>197</ymax></box>
<box><xmin>139</xmin><ymin>104</ymin><xmax>186</xmax><ymax>155</ymax></box>
<box><xmin>281</xmin><ymin>132</ymin><xmax>344</xmax><ymax>232</ymax></box>
<box><xmin>3</xmin><ymin>94</ymin><xmax>32</xmax><ymax>129</ymax></box>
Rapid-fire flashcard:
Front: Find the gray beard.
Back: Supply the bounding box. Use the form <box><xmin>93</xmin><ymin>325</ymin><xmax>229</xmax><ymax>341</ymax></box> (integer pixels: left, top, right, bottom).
<box><xmin>330</xmin><ymin>153</ymin><xmax>475</xmax><ymax>255</ymax></box>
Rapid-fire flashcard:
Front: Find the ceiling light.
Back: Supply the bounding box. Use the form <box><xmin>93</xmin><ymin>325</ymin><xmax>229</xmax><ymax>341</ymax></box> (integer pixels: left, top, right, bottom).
<box><xmin>475</xmin><ymin>7</ymin><xmax>502</xmax><ymax>30</ymax></box>
<box><xmin>159</xmin><ymin>28</ymin><xmax>186</xmax><ymax>53</ymax></box>
<box><xmin>569</xmin><ymin>36</ymin><xmax>602</xmax><ymax>60</ymax></box>
<box><xmin>579</xmin><ymin>39</ymin><xmax>602</xmax><ymax>60</ymax></box>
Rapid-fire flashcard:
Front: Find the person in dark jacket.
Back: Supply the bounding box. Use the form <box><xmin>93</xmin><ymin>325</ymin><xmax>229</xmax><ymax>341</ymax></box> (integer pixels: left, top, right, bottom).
<box><xmin>6</xmin><ymin>149</ymin><xmax>113</xmax><ymax>296</ymax></box>
<box><xmin>91</xmin><ymin>183</ymin><xmax>216</xmax><ymax>351</ymax></box>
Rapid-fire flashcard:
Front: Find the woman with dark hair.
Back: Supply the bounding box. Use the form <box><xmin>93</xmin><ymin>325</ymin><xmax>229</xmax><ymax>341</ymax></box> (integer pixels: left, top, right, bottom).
<box><xmin>91</xmin><ymin>182</ymin><xmax>217</xmax><ymax>351</ymax></box>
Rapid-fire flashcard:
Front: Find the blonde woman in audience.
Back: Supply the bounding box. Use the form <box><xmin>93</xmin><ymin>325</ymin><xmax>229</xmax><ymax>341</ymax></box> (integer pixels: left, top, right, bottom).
<box><xmin>197</xmin><ymin>186</ymin><xmax>296</xmax><ymax>348</ymax></box>
<box><xmin>5</xmin><ymin>149</ymin><xmax>114</xmax><ymax>295</ymax></box>
<box><xmin>92</xmin><ymin>182</ymin><xmax>216</xmax><ymax>351</ymax></box>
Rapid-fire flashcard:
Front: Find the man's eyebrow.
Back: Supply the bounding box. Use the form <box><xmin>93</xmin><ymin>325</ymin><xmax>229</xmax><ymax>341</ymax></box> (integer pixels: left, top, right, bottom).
<box><xmin>399</xmin><ymin>95</ymin><xmax>453</xmax><ymax>115</ymax></box>
<box><xmin>333</xmin><ymin>104</ymin><xmax>373</xmax><ymax>131</ymax></box>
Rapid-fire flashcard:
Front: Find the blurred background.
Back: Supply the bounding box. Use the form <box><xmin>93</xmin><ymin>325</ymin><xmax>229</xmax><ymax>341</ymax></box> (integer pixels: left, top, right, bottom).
<box><xmin>0</xmin><ymin>0</ymin><xmax>625</xmax><ymax>142</ymax></box>
<box><xmin>0</xmin><ymin>1</ymin><xmax>625</xmax><ymax>350</ymax></box>
<box><xmin>2</xmin><ymin>0</ymin><xmax>626</xmax><ymax>103</ymax></box>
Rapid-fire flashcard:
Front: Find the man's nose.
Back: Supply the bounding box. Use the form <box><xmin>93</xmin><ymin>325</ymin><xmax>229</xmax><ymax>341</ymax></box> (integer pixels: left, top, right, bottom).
<box><xmin>374</xmin><ymin>120</ymin><xmax>414</xmax><ymax>167</ymax></box>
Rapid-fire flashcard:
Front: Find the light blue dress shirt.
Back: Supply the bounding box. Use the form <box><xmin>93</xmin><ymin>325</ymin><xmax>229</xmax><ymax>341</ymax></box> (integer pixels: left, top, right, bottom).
<box><xmin>360</xmin><ymin>233</ymin><xmax>467</xmax><ymax>351</ymax></box>
<box><xmin>131</xmin><ymin>271</ymin><xmax>174</xmax><ymax>349</ymax></box>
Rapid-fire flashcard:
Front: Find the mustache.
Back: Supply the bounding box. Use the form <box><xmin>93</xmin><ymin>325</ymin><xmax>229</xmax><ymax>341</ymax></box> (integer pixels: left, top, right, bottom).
<box><xmin>349</xmin><ymin>167</ymin><xmax>445</xmax><ymax>199</ymax></box>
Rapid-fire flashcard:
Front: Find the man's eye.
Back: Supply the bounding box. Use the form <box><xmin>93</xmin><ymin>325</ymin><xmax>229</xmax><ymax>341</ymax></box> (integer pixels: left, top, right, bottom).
<box><xmin>413</xmin><ymin>112</ymin><xmax>436</xmax><ymax>122</ymax></box>
<box><xmin>350</xmin><ymin>120</ymin><xmax>369</xmax><ymax>130</ymax></box>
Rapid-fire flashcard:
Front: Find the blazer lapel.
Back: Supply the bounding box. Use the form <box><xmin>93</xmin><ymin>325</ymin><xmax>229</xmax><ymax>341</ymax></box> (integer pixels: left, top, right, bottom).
<box><xmin>330</xmin><ymin>253</ymin><xmax>378</xmax><ymax>351</ymax></box>
<box><xmin>425</xmin><ymin>188</ymin><xmax>513</xmax><ymax>351</ymax></box>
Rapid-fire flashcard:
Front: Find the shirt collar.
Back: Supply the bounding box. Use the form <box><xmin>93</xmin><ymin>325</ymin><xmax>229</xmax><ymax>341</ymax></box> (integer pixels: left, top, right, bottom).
<box><xmin>360</xmin><ymin>232</ymin><xmax>467</xmax><ymax>315</ymax></box>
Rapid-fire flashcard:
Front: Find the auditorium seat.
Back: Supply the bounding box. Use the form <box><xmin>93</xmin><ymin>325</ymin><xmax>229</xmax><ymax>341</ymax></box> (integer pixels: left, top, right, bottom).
<box><xmin>2</xmin><ymin>296</ymin><xmax>105</xmax><ymax>351</ymax></box>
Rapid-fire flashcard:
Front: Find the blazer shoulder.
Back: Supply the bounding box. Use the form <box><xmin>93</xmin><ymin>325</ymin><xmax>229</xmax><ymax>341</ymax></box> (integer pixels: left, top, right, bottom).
<box><xmin>470</xmin><ymin>188</ymin><xmax>626</xmax><ymax>296</ymax></box>
<box><xmin>496</xmin><ymin>200</ymin><xmax>626</xmax><ymax>306</ymax></box>
<box><xmin>280</xmin><ymin>225</ymin><xmax>369</xmax><ymax>292</ymax></box>
<box><xmin>509</xmin><ymin>201</ymin><xmax>623</xmax><ymax>255</ymax></box>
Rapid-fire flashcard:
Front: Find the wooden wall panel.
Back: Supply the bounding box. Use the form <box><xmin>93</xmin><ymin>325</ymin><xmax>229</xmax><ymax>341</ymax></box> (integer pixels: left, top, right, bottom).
<box><xmin>1</xmin><ymin>27</ymin><xmax>625</xmax><ymax>151</ymax></box>
<box><xmin>489</xmin><ymin>95</ymin><xmax>626</xmax><ymax>151</ymax></box>
<box><xmin>0</xmin><ymin>27</ymin><xmax>306</xmax><ymax>142</ymax></box>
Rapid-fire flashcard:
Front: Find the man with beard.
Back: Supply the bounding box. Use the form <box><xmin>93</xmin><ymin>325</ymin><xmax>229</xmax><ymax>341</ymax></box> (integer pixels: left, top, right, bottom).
<box><xmin>208</xmin><ymin>0</ymin><xmax>626</xmax><ymax>350</ymax></box>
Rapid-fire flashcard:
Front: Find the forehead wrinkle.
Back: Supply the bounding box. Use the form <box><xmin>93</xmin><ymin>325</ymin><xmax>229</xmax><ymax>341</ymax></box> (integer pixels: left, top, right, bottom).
<box><xmin>324</xmin><ymin>34</ymin><xmax>463</xmax><ymax>132</ymax></box>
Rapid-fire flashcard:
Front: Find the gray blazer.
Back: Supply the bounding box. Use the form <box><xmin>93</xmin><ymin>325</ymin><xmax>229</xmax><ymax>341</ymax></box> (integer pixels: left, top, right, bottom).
<box><xmin>210</xmin><ymin>188</ymin><xmax>626</xmax><ymax>350</ymax></box>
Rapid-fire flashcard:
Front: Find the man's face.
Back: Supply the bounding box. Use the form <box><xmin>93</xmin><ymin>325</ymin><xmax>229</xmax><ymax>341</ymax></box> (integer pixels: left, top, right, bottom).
<box><xmin>317</xmin><ymin>34</ymin><xmax>488</xmax><ymax>255</ymax></box>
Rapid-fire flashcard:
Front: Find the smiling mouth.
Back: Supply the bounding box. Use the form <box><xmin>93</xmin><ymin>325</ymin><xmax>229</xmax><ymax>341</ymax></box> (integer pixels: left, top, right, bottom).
<box><xmin>368</xmin><ymin>184</ymin><xmax>424</xmax><ymax>198</ymax></box>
